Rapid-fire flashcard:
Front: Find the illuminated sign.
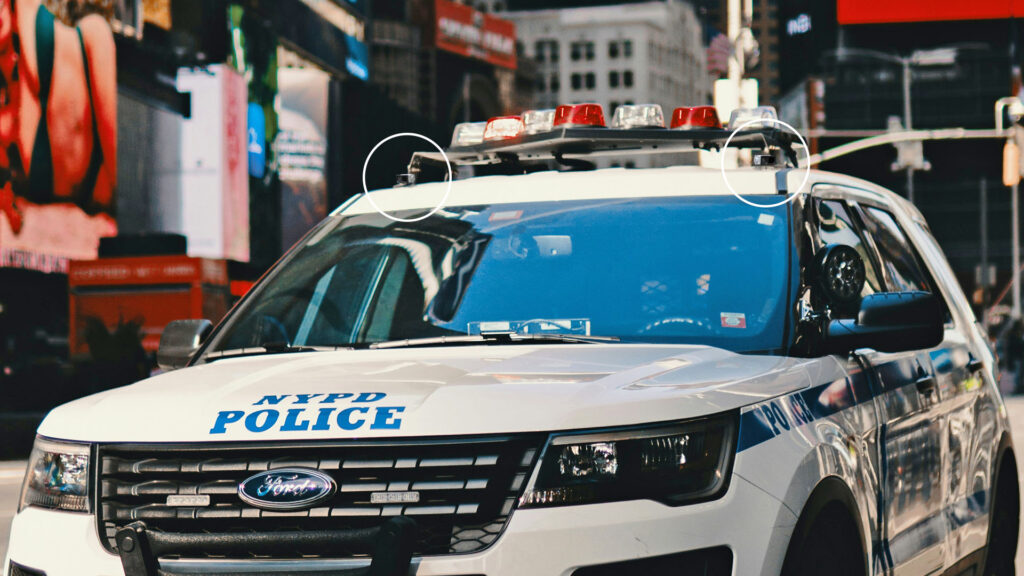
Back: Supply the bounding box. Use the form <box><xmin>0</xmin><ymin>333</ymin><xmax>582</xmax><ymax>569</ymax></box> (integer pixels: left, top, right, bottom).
<box><xmin>0</xmin><ymin>3</ymin><xmax>118</xmax><ymax>272</ymax></box>
<box><xmin>838</xmin><ymin>0</ymin><xmax>1024</xmax><ymax>24</ymax></box>
<box><xmin>786</xmin><ymin>14</ymin><xmax>811</xmax><ymax>36</ymax></box>
<box><xmin>434</xmin><ymin>0</ymin><xmax>517</xmax><ymax>70</ymax></box>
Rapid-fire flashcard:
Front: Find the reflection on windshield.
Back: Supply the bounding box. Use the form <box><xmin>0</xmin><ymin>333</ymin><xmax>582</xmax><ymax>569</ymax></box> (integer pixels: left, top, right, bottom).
<box><xmin>205</xmin><ymin>196</ymin><xmax>792</xmax><ymax>356</ymax></box>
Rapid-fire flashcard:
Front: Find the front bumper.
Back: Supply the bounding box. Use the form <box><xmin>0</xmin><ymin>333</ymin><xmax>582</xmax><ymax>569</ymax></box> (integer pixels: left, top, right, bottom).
<box><xmin>4</xmin><ymin>475</ymin><xmax>795</xmax><ymax>576</ymax></box>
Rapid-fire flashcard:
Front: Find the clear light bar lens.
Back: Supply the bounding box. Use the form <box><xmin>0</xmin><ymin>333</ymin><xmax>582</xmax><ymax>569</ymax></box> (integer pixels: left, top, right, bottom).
<box><xmin>522</xmin><ymin>109</ymin><xmax>556</xmax><ymax>134</ymax></box>
<box><xmin>451</xmin><ymin>121</ymin><xmax>487</xmax><ymax>147</ymax></box>
<box><xmin>611</xmin><ymin>104</ymin><xmax>665</xmax><ymax>129</ymax></box>
<box><xmin>727</xmin><ymin>106</ymin><xmax>779</xmax><ymax>129</ymax></box>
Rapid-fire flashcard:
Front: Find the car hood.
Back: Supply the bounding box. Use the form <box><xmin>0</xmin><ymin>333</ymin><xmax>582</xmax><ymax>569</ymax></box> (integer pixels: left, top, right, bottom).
<box><xmin>39</xmin><ymin>344</ymin><xmax>820</xmax><ymax>443</ymax></box>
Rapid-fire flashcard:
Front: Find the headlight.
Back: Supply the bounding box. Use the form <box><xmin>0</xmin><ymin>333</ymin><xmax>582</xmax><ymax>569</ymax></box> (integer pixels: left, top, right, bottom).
<box><xmin>520</xmin><ymin>414</ymin><xmax>736</xmax><ymax>508</ymax></box>
<box><xmin>18</xmin><ymin>437</ymin><xmax>91</xmax><ymax>513</ymax></box>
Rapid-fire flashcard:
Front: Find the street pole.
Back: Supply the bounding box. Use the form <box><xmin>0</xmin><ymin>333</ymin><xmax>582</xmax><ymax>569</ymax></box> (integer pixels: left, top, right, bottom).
<box><xmin>1014</xmin><ymin>179</ymin><xmax>1022</xmax><ymax>319</ymax></box>
<box><xmin>463</xmin><ymin>73</ymin><xmax>471</xmax><ymax>123</ymax></box>
<box><xmin>981</xmin><ymin>177</ymin><xmax>989</xmax><ymax>327</ymax></box>
<box><xmin>902</xmin><ymin>60</ymin><xmax>915</xmax><ymax>203</ymax></box>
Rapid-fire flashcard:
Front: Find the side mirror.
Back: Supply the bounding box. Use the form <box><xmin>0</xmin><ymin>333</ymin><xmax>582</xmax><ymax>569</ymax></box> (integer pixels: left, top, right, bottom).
<box><xmin>157</xmin><ymin>319</ymin><xmax>213</xmax><ymax>371</ymax></box>
<box><xmin>824</xmin><ymin>291</ymin><xmax>944</xmax><ymax>354</ymax></box>
<box><xmin>814</xmin><ymin>244</ymin><xmax>866</xmax><ymax>311</ymax></box>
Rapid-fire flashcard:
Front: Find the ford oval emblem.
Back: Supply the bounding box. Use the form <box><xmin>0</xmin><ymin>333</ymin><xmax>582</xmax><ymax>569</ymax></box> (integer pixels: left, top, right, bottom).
<box><xmin>238</xmin><ymin>468</ymin><xmax>337</xmax><ymax>511</ymax></box>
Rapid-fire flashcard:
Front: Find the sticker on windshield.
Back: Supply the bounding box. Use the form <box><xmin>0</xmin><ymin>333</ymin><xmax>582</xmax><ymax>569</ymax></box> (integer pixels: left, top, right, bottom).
<box><xmin>720</xmin><ymin>312</ymin><xmax>747</xmax><ymax>329</ymax></box>
<box><xmin>757</xmin><ymin>213</ymin><xmax>775</xmax><ymax>226</ymax></box>
<box><xmin>469</xmin><ymin>319</ymin><xmax>591</xmax><ymax>335</ymax></box>
<box><xmin>489</xmin><ymin>210</ymin><xmax>523</xmax><ymax>222</ymax></box>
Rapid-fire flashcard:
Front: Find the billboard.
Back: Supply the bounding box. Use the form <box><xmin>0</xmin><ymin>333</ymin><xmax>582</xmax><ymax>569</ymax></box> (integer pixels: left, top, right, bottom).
<box><xmin>433</xmin><ymin>0</ymin><xmax>517</xmax><ymax>70</ymax></box>
<box><xmin>278</xmin><ymin>66</ymin><xmax>330</xmax><ymax>252</ymax></box>
<box><xmin>177</xmin><ymin>66</ymin><xmax>250</xmax><ymax>262</ymax></box>
<box><xmin>0</xmin><ymin>1</ymin><xmax>118</xmax><ymax>274</ymax></box>
<box><xmin>837</xmin><ymin>0</ymin><xmax>1024</xmax><ymax>24</ymax></box>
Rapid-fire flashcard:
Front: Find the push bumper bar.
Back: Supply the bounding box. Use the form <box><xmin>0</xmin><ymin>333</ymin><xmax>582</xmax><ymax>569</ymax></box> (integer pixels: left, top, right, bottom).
<box><xmin>115</xmin><ymin>518</ymin><xmax>417</xmax><ymax>576</ymax></box>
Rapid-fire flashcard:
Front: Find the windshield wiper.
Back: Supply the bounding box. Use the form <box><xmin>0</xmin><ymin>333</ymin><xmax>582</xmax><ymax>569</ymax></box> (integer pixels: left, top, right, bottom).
<box><xmin>204</xmin><ymin>344</ymin><xmax>348</xmax><ymax>362</ymax></box>
<box><xmin>369</xmin><ymin>332</ymin><xmax>619</xmax><ymax>350</ymax></box>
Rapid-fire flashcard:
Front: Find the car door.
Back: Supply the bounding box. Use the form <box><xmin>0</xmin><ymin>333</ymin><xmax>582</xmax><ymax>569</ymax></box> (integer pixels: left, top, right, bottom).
<box><xmin>858</xmin><ymin>205</ymin><xmax>993</xmax><ymax>570</ymax></box>
<box><xmin>810</xmin><ymin>190</ymin><xmax>946</xmax><ymax>575</ymax></box>
<box><xmin>851</xmin><ymin>200</ymin><xmax>952</xmax><ymax>575</ymax></box>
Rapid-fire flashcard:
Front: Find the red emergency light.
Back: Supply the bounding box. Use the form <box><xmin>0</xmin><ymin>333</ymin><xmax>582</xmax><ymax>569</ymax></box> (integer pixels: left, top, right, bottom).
<box><xmin>553</xmin><ymin>103</ymin><xmax>606</xmax><ymax>128</ymax></box>
<box><xmin>483</xmin><ymin>116</ymin><xmax>525</xmax><ymax>141</ymax></box>
<box><xmin>670</xmin><ymin>106</ymin><xmax>722</xmax><ymax>130</ymax></box>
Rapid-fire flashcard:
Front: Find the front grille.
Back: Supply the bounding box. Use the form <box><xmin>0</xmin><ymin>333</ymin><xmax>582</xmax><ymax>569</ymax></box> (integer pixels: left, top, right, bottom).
<box><xmin>96</xmin><ymin>436</ymin><xmax>542</xmax><ymax>559</ymax></box>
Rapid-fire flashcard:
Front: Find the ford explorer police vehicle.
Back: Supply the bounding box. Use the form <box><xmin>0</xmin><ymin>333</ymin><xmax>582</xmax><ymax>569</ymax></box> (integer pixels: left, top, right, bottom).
<box><xmin>5</xmin><ymin>104</ymin><xmax>1018</xmax><ymax>576</ymax></box>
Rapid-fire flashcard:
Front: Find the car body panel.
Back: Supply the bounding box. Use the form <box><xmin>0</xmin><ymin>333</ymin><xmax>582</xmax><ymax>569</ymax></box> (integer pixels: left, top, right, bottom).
<box><xmin>6</xmin><ymin>167</ymin><xmax>1015</xmax><ymax>576</ymax></box>
<box><xmin>38</xmin><ymin>344</ymin><xmax>814</xmax><ymax>442</ymax></box>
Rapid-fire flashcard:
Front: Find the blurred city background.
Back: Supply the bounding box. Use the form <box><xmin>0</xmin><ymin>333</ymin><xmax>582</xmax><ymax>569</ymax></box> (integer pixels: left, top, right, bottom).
<box><xmin>0</xmin><ymin>0</ymin><xmax>1022</xmax><ymax>462</ymax></box>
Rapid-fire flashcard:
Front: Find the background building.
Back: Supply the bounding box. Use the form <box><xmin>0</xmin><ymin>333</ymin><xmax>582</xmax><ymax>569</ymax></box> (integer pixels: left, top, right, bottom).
<box><xmin>505</xmin><ymin>2</ymin><xmax>709</xmax><ymax>113</ymax></box>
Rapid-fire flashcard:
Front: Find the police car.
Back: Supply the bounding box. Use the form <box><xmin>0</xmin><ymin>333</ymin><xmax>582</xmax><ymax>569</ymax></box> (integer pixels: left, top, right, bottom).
<box><xmin>5</xmin><ymin>103</ymin><xmax>1018</xmax><ymax>576</ymax></box>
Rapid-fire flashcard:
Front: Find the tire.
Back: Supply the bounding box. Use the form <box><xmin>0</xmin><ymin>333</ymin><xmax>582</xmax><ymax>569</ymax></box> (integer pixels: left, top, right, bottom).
<box><xmin>986</xmin><ymin>453</ymin><xmax>1020</xmax><ymax>576</ymax></box>
<box><xmin>781</xmin><ymin>502</ymin><xmax>865</xmax><ymax>576</ymax></box>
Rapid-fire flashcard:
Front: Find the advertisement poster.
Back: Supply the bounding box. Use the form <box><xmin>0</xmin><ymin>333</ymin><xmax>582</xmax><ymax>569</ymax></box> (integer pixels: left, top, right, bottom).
<box><xmin>433</xmin><ymin>0</ymin><xmax>517</xmax><ymax>70</ymax></box>
<box><xmin>838</xmin><ymin>0</ymin><xmax>1024</xmax><ymax>24</ymax></box>
<box><xmin>0</xmin><ymin>0</ymin><xmax>118</xmax><ymax>273</ymax></box>
<box><xmin>177</xmin><ymin>65</ymin><xmax>250</xmax><ymax>262</ymax></box>
<box><xmin>278</xmin><ymin>66</ymin><xmax>329</xmax><ymax>252</ymax></box>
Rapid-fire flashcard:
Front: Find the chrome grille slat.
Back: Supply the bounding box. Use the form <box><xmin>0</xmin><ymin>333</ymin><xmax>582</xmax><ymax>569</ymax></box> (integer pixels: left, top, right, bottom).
<box><xmin>95</xmin><ymin>436</ymin><xmax>541</xmax><ymax>559</ymax></box>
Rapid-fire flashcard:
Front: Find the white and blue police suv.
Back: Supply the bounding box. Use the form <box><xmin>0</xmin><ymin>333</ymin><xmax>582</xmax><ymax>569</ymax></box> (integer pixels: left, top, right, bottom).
<box><xmin>5</xmin><ymin>105</ymin><xmax>1018</xmax><ymax>576</ymax></box>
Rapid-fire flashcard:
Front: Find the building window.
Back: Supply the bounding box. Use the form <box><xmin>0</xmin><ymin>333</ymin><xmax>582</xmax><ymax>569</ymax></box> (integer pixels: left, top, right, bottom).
<box><xmin>624</xmin><ymin>99</ymin><xmax>634</xmax><ymax>105</ymax></box>
<box><xmin>535</xmin><ymin>40</ymin><xmax>559</xmax><ymax>63</ymax></box>
<box><xmin>623</xmin><ymin>70</ymin><xmax>633</xmax><ymax>88</ymax></box>
<box><xmin>610</xmin><ymin>100</ymin><xmax>620</xmax><ymax>111</ymax></box>
<box><xmin>623</xmin><ymin>40</ymin><xmax>633</xmax><ymax>58</ymax></box>
<box><xmin>571</xmin><ymin>73</ymin><xmax>582</xmax><ymax>90</ymax></box>
<box><xmin>608</xmin><ymin>41</ymin><xmax>619</xmax><ymax>59</ymax></box>
<box><xmin>571</xmin><ymin>41</ymin><xmax>595</xmax><ymax>61</ymax></box>
<box><xmin>609</xmin><ymin>71</ymin><xmax>619</xmax><ymax>88</ymax></box>
<box><xmin>585</xmin><ymin>72</ymin><xmax>595</xmax><ymax>89</ymax></box>
<box><xmin>550</xmin><ymin>73</ymin><xmax>560</xmax><ymax>92</ymax></box>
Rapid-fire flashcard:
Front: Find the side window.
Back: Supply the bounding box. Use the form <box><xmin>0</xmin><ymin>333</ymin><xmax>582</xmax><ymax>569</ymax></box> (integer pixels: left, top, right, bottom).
<box><xmin>814</xmin><ymin>199</ymin><xmax>883</xmax><ymax>296</ymax></box>
<box><xmin>858</xmin><ymin>206</ymin><xmax>932</xmax><ymax>292</ymax></box>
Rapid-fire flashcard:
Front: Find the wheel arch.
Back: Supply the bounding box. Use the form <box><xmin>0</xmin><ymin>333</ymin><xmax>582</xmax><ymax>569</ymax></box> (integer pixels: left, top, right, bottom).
<box><xmin>780</xmin><ymin>475</ymin><xmax>869</xmax><ymax>576</ymax></box>
<box><xmin>986</xmin><ymin>431</ymin><xmax>1019</xmax><ymax>545</ymax></box>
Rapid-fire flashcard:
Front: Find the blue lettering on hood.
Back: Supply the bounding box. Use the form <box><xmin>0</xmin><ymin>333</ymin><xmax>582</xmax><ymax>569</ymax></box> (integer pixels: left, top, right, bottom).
<box><xmin>210</xmin><ymin>393</ymin><xmax>405</xmax><ymax>434</ymax></box>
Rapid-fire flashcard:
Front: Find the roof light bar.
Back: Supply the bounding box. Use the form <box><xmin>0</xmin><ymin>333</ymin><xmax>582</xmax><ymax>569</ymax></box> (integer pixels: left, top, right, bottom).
<box><xmin>522</xmin><ymin>109</ymin><xmax>556</xmax><ymax>134</ymax></box>
<box><xmin>727</xmin><ymin>106</ymin><xmax>778</xmax><ymax>129</ymax></box>
<box><xmin>483</xmin><ymin>116</ymin><xmax>525</xmax><ymax>142</ymax></box>
<box><xmin>451</xmin><ymin>121</ymin><xmax>487</xmax><ymax>147</ymax></box>
<box><xmin>611</xmin><ymin>104</ymin><xmax>665</xmax><ymax>129</ymax></box>
<box><xmin>553</xmin><ymin>103</ymin><xmax>606</xmax><ymax>128</ymax></box>
<box><xmin>670</xmin><ymin>106</ymin><xmax>722</xmax><ymax>130</ymax></box>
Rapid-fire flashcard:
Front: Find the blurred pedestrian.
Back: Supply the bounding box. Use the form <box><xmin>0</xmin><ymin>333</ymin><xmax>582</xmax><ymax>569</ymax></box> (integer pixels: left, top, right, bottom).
<box><xmin>1010</xmin><ymin>319</ymin><xmax>1024</xmax><ymax>393</ymax></box>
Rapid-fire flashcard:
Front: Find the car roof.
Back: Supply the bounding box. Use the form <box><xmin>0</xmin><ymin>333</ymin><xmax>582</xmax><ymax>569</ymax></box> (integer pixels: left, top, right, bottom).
<box><xmin>337</xmin><ymin>165</ymin><xmax>915</xmax><ymax>220</ymax></box>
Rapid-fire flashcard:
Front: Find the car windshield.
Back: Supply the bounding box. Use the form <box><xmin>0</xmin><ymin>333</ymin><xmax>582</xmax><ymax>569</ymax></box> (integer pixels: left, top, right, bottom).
<box><xmin>203</xmin><ymin>195</ymin><xmax>793</xmax><ymax>356</ymax></box>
